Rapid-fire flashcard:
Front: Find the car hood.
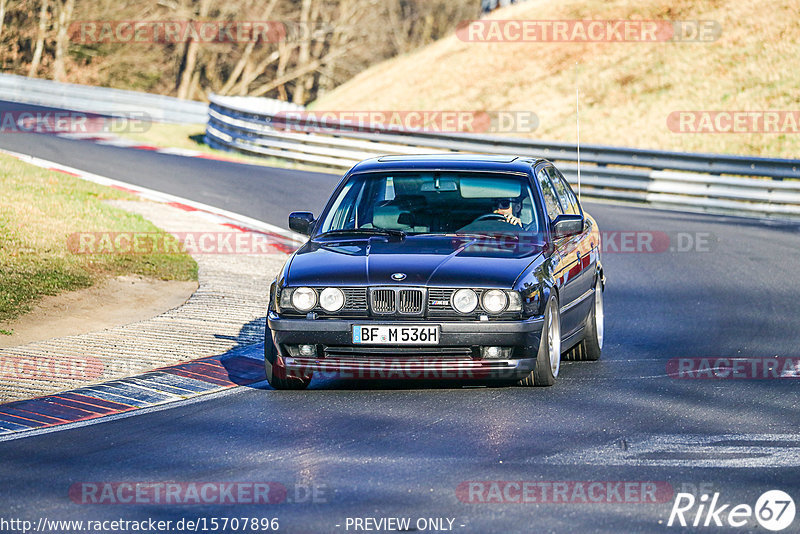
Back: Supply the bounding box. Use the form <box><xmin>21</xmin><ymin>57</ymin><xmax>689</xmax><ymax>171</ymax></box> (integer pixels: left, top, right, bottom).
<box><xmin>285</xmin><ymin>235</ymin><xmax>544</xmax><ymax>288</ymax></box>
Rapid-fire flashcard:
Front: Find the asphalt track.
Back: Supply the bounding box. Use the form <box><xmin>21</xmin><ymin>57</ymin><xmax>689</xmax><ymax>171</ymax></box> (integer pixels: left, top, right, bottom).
<box><xmin>1</xmin><ymin>101</ymin><xmax>800</xmax><ymax>533</ymax></box>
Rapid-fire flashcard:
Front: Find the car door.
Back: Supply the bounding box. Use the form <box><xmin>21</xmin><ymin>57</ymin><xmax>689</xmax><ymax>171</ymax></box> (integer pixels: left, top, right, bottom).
<box><xmin>535</xmin><ymin>167</ymin><xmax>582</xmax><ymax>336</ymax></box>
<box><xmin>548</xmin><ymin>166</ymin><xmax>596</xmax><ymax>336</ymax></box>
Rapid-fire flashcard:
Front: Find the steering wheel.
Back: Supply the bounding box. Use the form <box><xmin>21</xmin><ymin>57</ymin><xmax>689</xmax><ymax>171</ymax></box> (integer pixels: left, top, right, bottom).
<box><xmin>473</xmin><ymin>213</ymin><xmax>507</xmax><ymax>223</ymax></box>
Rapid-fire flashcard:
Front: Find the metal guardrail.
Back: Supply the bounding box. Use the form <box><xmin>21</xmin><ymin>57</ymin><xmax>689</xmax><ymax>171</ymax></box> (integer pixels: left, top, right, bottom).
<box><xmin>0</xmin><ymin>74</ymin><xmax>304</xmax><ymax>125</ymax></box>
<box><xmin>0</xmin><ymin>73</ymin><xmax>208</xmax><ymax>124</ymax></box>
<box><xmin>206</xmin><ymin>95</ymin><xmax>800</xmax><ymax>219</ymax></box>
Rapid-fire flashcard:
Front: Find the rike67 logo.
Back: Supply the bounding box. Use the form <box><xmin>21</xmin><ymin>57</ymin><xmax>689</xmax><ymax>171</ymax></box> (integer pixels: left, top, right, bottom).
<box><xmin>667</xmin><ymin>490</ymin><xmax>795</xmax><ymax>531</ymax></box>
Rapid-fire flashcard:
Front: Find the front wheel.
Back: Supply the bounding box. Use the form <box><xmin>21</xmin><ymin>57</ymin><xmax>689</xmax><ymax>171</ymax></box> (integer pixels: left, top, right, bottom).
<box><xmin>264</xmin><ymin>331</ymin><xmax>311</xmax><ymax>390</ymax></box>
<box><xmin>518</xmin><ymin>294</ymin><xmax>561</xmax><ymax>387</ymax></box>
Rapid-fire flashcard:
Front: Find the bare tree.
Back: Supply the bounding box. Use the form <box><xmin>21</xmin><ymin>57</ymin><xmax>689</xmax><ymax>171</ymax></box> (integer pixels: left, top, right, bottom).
<box><xmin>52</xmin><ymin>0</ymin><xmax>75</xmax><ymax>81</ymax></box>
<box><xmin>0</xmin><ymin>0</ymin><xmax>7</xmax><ymax>41</ymax></box>
<box><xmin>28</xmin><ymin>0</ymin><xmax>49</xmax><ymax>77</ymax></box>
<box><xmin>4</xmin><ymin>0</ymin><xmax>478</xmax><ymax>101</ymax></box>
<box><xmin>218</xmin><ymin>0</ymin><xmax>279</xmax><ymax>95</ymax></box>
<box><xmin>273</xmin><ymin>37</ymin><xmax>292</xmax><ymax>101</ymax></box>
<box><xmin>250</xmin><ymin>46</ymin><xmax>347</xmax><ymax>98</ymax></box>
<box><xmin>290</xmin><ymin>0</ymin><xmax>315</xmax><ymax>105</ymax></box>
<box><xmin>176</xmin><ymin>0</ymin><xmax>212</xmax><ymax>99</ymax></box>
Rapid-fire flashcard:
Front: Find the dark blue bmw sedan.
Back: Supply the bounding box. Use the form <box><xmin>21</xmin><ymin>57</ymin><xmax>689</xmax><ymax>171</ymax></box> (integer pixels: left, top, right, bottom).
<box><xmin>266</xmin><ymin>154</ymin><xmax>604</xmax><ymax>389</ymax></box>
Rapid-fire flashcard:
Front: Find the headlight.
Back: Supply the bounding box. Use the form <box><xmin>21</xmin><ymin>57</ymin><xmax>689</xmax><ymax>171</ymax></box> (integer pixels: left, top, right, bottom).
<box><xmin>507</xmin><ymin>291</ymin><xmax>522</xmax><ymax>312</ymax></box>
<box><xmin>319</xmin><ymin>287</ymin><xmax>345</xmax><ymax>312</ymax></box>
<box><xmin>452</xmin><ymin>288</ymin><xmax>478</xmax><ymax>314</ymax></box>
<box><xmin>482</xmin><ymin>289</ymin><xmax>508</xmax><ymax>313</ymax></box>
<box><xmin>291</xmin><ymin>287</ymin><xmax>317</xmax><ymax>312</ymax></box>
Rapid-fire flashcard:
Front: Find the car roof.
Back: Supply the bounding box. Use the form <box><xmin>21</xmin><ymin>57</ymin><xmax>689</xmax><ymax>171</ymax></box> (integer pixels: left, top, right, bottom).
<box><xmin>349</xmin><ymin>154</ymin><xmax>547</xmax><ymax>175</ymax></box>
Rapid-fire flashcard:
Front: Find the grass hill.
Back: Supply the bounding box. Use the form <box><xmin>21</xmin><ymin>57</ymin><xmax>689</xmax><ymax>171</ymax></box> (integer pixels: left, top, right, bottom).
<box><xmin>312</xmin><ymin>0</ymin><xmax>800</xmax><ymax>158</ymax></box>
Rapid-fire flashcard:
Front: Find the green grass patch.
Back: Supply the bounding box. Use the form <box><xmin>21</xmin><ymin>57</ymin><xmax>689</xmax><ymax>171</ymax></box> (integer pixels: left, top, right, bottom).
<box><xmin>0</xmin><ymin>153</ymin><xmax>197</xmax><ymax>323</ymax></box>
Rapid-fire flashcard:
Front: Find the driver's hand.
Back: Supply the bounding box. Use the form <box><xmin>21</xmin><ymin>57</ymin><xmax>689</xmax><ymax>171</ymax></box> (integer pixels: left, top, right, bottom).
<box><xmin>494</xmin><ymin>206</ymin><xmax>523</xmax><ymax>226</ymax></box>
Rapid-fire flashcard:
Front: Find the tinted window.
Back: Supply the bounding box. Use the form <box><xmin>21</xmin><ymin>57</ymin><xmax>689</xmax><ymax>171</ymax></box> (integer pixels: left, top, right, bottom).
<box><xmin>536</xmin><ymin>169</ymin><xmax>563</xmax><ymax>222</ymax></box>
<box><xmin>559</xmin><ymin>175</ymin><xmax>582</xmax><ymax>215</ymax></box>
<box><xmin>318</xmin><ymin>172</ymin><xmax>541</xmax><ymax>235</ymax></box>
<box><xmin>547</xmin><ymin>167</ymin><xmax>579</xmax><ymax>215</ymax></box>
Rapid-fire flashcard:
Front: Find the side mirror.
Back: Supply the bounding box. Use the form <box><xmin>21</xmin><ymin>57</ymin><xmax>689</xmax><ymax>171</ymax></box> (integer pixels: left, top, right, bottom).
<box><xmin>289</xmin><ymin>212</ymin><xmax>315</xmax><ymax>236</ymax></box>
<box><xmin>551</xmin><ymin>214</ymin><xmax>584</xmax><ymax>239</ymax></box>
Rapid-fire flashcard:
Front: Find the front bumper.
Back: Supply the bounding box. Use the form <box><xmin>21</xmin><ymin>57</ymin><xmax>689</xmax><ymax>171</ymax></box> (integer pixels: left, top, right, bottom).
<box><xmin>267</xmin><ymin>313</ymin><xmax>544</xmax><ymax>380</ymax></box>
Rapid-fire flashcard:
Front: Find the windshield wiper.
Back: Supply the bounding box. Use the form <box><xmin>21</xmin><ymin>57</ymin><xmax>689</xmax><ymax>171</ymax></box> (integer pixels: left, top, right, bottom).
<box><xmin>455</xmin><ymin>232</ymin><xmax>521</xmax><ymax>241</ymax></box>
<box><xmin>316</xmin><ymin>228</ymin><xmax>406</xmax><ymax>239</ymax></box>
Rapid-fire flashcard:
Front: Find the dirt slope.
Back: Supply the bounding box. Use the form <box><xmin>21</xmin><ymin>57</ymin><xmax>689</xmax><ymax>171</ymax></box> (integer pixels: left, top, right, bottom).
<box><xmin>313</xmin><ymin>0</ymin><xmax>800</xmax><ymax>157</ymax></box>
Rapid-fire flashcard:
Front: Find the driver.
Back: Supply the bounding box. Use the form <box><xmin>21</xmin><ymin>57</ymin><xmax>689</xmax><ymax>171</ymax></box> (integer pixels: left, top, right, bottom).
<box><xmin>493</xmin><ymin>198</ymin><xmax>523</xmax><ymax>227</ymax></box>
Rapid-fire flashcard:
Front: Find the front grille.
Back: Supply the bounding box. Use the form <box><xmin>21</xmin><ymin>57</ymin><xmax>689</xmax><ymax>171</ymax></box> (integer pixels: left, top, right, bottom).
<box><xmin>371</xmin><ymin>289</ymin><xmax>396</xmax><ymax>314</ymax></box>
<box><xmin>428</xmin><ymin>288</ymin><xmax>454</xmax><ymax>311</ymax></box>
<box><xmin>369</xmin><ymin>288</ymin><xmax>425</xmax><ymax>315</ymax></box>
<box><xmin>342</xmin><ymin>288</ymin><xmax>367</xmax><ymax>311</ymax></box>
<box><xmin>398</xmin><ymin>289</ymin><xmax>424</xmax><ymax>314</ymax></box>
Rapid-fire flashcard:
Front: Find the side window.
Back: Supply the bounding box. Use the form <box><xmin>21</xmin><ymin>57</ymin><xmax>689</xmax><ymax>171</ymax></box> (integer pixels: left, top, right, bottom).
<box><xmin>554</xmin><ymin>168</ymin><xmax>582</xmax><ymax>215</ymax></box>
<box><xmin>321</xmin><ymin>180</ymin><xmax>358</xmax><ymax>232</ymax></box>
<box><xmin>536</xmin><ymin>169</ymin><xmax>563</xmax><ymax>222</ymax></box>
<box><xmin>547</xmin><ymin>167</ymin><xmax>579</xmax><ymax>215</ymax></box>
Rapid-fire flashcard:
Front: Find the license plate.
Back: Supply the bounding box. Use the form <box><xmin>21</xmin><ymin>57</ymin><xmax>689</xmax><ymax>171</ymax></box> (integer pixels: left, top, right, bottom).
<box><xmin>353</xmin><ymin>325</ymin><xmax>439</xmax><ymax>345</ymax></box>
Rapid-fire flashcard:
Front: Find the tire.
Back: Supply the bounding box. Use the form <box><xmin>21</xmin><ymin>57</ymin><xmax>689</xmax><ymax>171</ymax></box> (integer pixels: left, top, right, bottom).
<box><xmin>568</xmin><ymin>277</ymin><xmax>603</xmax><ymax>362</ymax></box>
<box><xmin>518</xmin><ymin>294</ymin><xmax>561</xmax><ymax>387</ymax></box>
<box><xmin>264</xmin><ymin>331</ymin><xmax>311</xmax><ymax>390</ymax></box>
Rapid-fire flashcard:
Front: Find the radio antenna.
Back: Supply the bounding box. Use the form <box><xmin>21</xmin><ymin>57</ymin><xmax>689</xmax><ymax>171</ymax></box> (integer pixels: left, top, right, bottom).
<box><xmin>575</xmin><ymin>62</ymin><xmax>581</xmax><ymax>202</ymax></box>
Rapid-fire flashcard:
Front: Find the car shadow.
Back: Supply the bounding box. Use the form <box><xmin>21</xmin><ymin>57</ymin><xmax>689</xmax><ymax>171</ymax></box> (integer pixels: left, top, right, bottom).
<box><xmin>213</xmin><ymin>316</ymin><xmax>268</xmax><ymax>387</ymax></box>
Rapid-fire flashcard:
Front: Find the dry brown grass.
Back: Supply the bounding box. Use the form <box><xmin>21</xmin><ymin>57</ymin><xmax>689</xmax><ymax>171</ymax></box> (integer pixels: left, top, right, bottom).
<box><xmin>313</xmin><ymin>0</ymin><xmax>800</xmax><ymax>158</ymax></box>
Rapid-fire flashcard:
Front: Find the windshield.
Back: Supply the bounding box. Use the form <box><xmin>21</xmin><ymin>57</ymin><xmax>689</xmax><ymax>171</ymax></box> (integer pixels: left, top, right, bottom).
<box><xmin>317</xmin><ymin>171</ymin><xmax>542</xmax><ymax>237</ymax></box>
